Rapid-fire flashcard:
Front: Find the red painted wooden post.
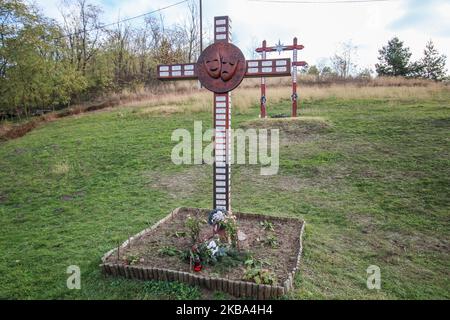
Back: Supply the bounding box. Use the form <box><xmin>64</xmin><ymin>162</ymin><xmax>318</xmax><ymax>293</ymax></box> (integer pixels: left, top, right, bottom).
<box><xmin>260</xmin><ymin>40</ymin><xmax>267</xmax><ymax>118</ymax></box>
<box><xmin>255</xmin><ymin>37</ymin><xmax>307</xmax><ymax>117</ymax></box>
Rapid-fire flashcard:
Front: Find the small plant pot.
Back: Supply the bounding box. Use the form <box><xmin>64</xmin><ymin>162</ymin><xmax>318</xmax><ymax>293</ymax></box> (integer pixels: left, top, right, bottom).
<box><xmin>193</xmin><ymin>261</ymin><xmax>202</xmax><ymax>272</ymax></box>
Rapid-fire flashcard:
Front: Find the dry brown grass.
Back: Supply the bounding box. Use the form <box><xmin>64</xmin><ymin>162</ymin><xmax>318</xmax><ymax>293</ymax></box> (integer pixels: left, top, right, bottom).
<box><xmin>51</xmin><ymin>162</ymin><xmax>70</xmax><ymax>175</ymax></box>
<box><xmin>129</xmin><ymin>77</ymin><xmax>449</xmax><ymax>116</ymax></box>
<box><xmin>259</xmin><ymin>84</ymin><xmax>447</xmax><ymax>101</ymax></box>
<box><xmin>1</xmin><ymin>76</ymin><xmax>448</xmax><ymax>141</ymax></box>
<box><xmin>130</xmin><ymin>82</ymin><xmax>449</xmax><ymax>116</ymax></box>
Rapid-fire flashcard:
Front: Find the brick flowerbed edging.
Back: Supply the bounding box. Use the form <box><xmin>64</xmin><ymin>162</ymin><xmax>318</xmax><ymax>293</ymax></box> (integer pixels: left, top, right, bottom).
<box><xmin>100</xmin><ymin>207</ymin><xmax>305</xmax><ymax>299</ymax></box>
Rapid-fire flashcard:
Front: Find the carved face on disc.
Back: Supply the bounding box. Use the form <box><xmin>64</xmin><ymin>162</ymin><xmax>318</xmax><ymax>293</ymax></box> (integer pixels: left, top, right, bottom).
<box><xmin>204</xmin><ymin>51</ymin><xmax>221</xmax><ymax>79</ymax></box>
<box><xmin>197</xmin><ymin>42</ymin><xmax>246</xmax><ymax>93</ymax></box>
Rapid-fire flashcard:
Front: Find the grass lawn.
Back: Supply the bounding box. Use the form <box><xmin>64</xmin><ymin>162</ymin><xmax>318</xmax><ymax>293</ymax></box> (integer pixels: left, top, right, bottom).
<box><xmin>0</xmin><ymin>87</ymin><xmax>449</xmax><ymax>299</ymax></box>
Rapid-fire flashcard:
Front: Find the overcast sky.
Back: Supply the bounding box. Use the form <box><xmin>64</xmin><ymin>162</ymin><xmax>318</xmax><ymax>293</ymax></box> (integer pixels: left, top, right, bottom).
<box><xmin>35</xmin><ymin>0</ymin><xmax>450</xmax><ymax>72</ymax></box>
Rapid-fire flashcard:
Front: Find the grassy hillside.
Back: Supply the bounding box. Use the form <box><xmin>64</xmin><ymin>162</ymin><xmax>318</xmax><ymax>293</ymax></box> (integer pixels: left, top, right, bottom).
<box><xmin>0</xmin><ymin>85</ymin><xmax>449</xmax><ymax>299</ymax></box>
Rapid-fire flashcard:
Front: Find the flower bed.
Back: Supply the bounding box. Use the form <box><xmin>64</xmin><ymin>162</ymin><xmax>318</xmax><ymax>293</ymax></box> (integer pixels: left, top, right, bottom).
<box><xmin>100</xmin><ymin>207</ymin><xmax>305</xmax><ymax>299</ymax></box>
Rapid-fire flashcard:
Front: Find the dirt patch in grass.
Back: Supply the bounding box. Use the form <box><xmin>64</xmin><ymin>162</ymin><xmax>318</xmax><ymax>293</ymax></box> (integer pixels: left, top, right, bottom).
<box><xmin>140</xmin><ymin>105</ymin><xmax>183</xmax><ymax>116</ymax></box>
<box><xmin>0</xmin><ymin>192</ymin><xmax>7</xmax><ymax>204</ymax></box>
<box><xmin>240</xmin><ymin>117</ymin><xmax>331</xmax><ymax>146</ymax></box>
<box><xmin>371</xmin><ymin>230</ymin><xmax>450</xmax><ymax>257</ymax></box>
<box><xmin>145</xmin><ymin>166</ymin><xmax>210</xmax><ymax>198</ymax></box>
<box><xmin>235</xmin><ymin>165</ymin><xmax>352</xmax><ymax>193</ymax></box>
<box><xmin>347</xmin><ymin>212</ymin><xmax>378</xmax><ymax>234</ymax></box>
<box><xmin>236</xmin><ymin>169</ymin><xmax>308</xmax><ymax>193</ymax></box>
<box><xmin>52</xmin><ymin>162</ymin><xmax>70</xmax><ymax>175</ymax></box>
<box><xmin>105</xmin><ymin>208</ymin><xmax>303</xmax><ymax>286</ymax></box>
<box><xmin>61</xmin><ymin>191</ymin><xmax>85</xmax><ymax>201</ymax></box>
<box><xmin>346</xmin><ymin>211</ymin><xmax>450</xmax><ymax>264</ymax></box>
<box><xmin>0</xmin><ymin>120</ymin><xmax>39</xmax><ymax>141</ymax></box>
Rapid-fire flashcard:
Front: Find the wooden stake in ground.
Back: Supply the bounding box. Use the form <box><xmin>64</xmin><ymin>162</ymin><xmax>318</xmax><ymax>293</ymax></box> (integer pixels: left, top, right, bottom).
<box><xmin>157</xmin><ymin>15</ymin><xmax>292</xmax><ymax>212</ymax></box>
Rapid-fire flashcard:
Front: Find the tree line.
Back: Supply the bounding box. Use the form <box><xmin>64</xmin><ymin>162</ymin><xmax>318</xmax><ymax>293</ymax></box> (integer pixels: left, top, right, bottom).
<box><xmin>1</xmin><ymin>0</ymin><xmax>448</xmax><ymax>119</ymax></box>
<box><xmin>0</xmin><ymin>0</ymin><xmax>200</xmax><ymax>118</ymax></box>
<box><xmin>304</xmin><ymin>38</ymin><xmax>447</xmax><ymax>82</ymax></box>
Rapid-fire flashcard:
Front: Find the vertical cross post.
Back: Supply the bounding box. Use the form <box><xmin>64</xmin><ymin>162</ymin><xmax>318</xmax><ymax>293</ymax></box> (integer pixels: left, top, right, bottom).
<box><xmin>260</xmin><ymin>40</ymin><xmax>267</xmax><ymax>119</ymax></box>
<box><xmin>158</xmin><ymin>15</ymin><xmax>293</xmax><ymax>213</ymax></box>
<box><xmin>292</xmin><ymin>37</ymin><xmax>298</xmax><ymax>118</ymax></box>
<box><xmin>213</xmin><ymin>92</ymin><xmax>231</xmax><ymax>211</ymax></box>
<box><xmin>213</xmin><ymin>16</ymin><xmax>232</xmax><ymax>211</ymax></box>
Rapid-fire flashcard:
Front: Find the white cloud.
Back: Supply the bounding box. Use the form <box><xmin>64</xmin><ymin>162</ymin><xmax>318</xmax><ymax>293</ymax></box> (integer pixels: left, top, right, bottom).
<box><xmin>35</xmin><ymin>0</ymin><xmax>450</xmax><ymax>71</ymax></box>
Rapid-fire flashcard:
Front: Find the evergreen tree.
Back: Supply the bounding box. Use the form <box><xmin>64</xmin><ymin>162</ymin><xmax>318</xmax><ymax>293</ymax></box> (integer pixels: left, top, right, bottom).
<box><xmin>307</xmin><ymin>65</ymin><xmax>320</xmax><ymax>76</ymax></box>
<box><xmin>375</xmin><ymin>37</ymin><xmax>412</xmax><ymax>77</ymax></box>
<box><xmin>418</xmin><ymin>40</ymin><xmax>447</xmax><ymax>81</ymax></box>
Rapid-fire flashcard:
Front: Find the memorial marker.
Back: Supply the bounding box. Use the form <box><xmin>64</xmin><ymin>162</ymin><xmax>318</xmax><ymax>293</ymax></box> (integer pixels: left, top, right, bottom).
<box><xmin>158</xmin><ymin>16</ymin><xmax>292</xmax><ymax>212</ymax></box>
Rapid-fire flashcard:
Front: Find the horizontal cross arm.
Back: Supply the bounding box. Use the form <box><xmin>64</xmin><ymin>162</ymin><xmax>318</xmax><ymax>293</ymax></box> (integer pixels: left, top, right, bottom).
<box><xmin>255</xmin><ymin>44</ymin><xmax>304</xmax><ymax>53</ymax></box>
<box><xmin>293</xmin><ymin>61</ymin><xmax>307</xmax><ymax>67</ymax></box>
<box><xmin>157</xmin><ymin>63</ymin><xmax>198</xmax><ymax>80</ymax></box>
<box><xmin>245</xmin><ymin>58</ymin><xmax>291</xmax><ymax>78</ymax></box>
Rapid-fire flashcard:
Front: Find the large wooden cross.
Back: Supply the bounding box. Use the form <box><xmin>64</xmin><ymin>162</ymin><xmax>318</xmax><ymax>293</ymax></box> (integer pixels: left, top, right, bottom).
<box><xmin>157</xmin><ymin>16</ymin><xmax>292</xmax><ymax>212</ymax></box>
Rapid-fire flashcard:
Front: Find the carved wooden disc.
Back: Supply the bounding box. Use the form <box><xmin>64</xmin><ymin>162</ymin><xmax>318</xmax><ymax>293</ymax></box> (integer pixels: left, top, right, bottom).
<box><xmin>197</xmin><ymin>42</ymin><xmax>246</xmax><ymax>93</ymax></box>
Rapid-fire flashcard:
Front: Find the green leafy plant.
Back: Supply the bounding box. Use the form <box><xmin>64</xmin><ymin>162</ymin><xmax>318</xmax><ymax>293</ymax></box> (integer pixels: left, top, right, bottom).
<box><xmin>260</xmin><ymin>220</ymin><xmax>275</xmax><ymax>231</ymax></box>
<box><xmin>124</xmin><ymin>254</ymin><xmax>140</xmax><ymax>265</ymax></box>
<box><xmin>185</xmin><ymin>214</ymin><xmax>206</xmax><ymax>245</ymax></box>
<box><xmin>158</xmin><ymin>246</ymin><xmax>181</xmax><ymax>257</ymax></box>
<box><xmin>219</xmin><ymin>214</ymin><xmax>238</xmax><ymax>247</ymax></box>
<box><xmin>173</xmin><ymin>231</ymin><xmax>187</xmax><ymax>238</ymax></box>
<box><xmin>262</xmin><ymin>233</ymin><xmax>279</xmax><ymax>248</ymax></box>
<box><xmin>243</xmin><ymin>258</ymin><xmax>277</xmax><ymax>285</ymax></box>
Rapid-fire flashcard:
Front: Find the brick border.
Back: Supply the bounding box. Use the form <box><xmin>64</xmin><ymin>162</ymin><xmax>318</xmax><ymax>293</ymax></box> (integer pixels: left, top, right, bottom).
<box><xmin>100</xmin><ymin>207</ymin><xmax>305</xmax><ymax>299</ymax></box>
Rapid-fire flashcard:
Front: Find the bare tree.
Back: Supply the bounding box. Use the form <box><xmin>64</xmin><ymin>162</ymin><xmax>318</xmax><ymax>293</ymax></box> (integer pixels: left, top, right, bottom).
<box><xmin>183</xmin><ymin>0</ymin><xmax>199</xmax><ymax>63</ymax></box>
<box><xmin>107</xmin><ymin>20</ymin><xmax>132</xmax><ymax>86</ymax></box>
<box><xmin>59</xmin><ymin>0</ymin><xmax>102</xmax><ymax>75</ymax></box>
<box><xmin>133</xmin><ymin>26</ymin><xmax>150</xmax><ymax>81</ymax></box>
<box><xmin>246</xmin><ymin>36</ymin><xmax>259</xmax><ymax>60</ymax></box>
<box><xmin>145</xmin><ymin>15</ymin><xmax>164</xmax><ymax>50</ymax></box>
<box><xmin>331</xmin><ymin>41</ymin><xmax>358</xmax><ymax>78</ymax></box>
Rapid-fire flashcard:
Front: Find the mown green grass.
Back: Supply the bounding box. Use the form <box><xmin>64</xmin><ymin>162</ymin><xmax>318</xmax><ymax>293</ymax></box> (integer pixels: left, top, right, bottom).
<box><xmin>0</xmin><ymin>89</ymin><xmax>449</xmax><ymax>299</ymax></box>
